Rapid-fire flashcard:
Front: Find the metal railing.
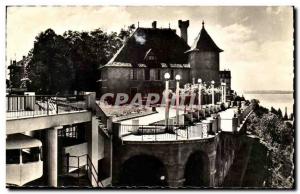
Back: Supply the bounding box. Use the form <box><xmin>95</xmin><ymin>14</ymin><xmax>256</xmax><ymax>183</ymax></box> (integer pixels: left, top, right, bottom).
<box><xmin>119</xmin><ymin>124</ymin><xmax>210</xmax><ymax>141</ymax></box>
<box><xmin>6</xmin><ymin>95</ymin><xmax>87</xmax><ymax>119</ymax></box>
<box><xmin>65</xmin><ymin>154</ymin><xmax>103</xmax><ymax>187</ymax></box>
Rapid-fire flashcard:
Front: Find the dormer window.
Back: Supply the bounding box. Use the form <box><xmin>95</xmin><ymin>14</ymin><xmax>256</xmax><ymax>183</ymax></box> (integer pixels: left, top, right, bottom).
<box><xmin>148</xmin><ymin>55</ymin><xmax>156</xmax><ymax>60</ymax></box>
<box><xmin>144</xmin><ymin>49</ymin><xmax>157</xmax><ymax>62</ymax></box>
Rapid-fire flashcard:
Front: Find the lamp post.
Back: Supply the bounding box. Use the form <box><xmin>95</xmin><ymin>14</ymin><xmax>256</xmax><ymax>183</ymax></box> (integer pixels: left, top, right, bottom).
<box><xmin>211</xmin><ymin>80</ymin><xmax>215</xmax><ymax>105</ymax></box>
<box><xmin>197</xmin><ymin>78</ymin><xmax>202</xmax><ymax>110</ymax></box>
<box><xmin>164</xmin><ymin>72</ymin><xmax>170</xmax><ymax>128</ymax></box>
<box><xmin>223</xmin><ymin>82</ymin><xmax>227</xmax><ymax>103</ymax></box>
<box><xmin>203</xmin><ymin>82</ymin><xmax>207</xmax><ymax>105</ymax></box>
<box><xmin>221</xmin><ymin>82</ymin><xmax>225</xmax><ymax>103</ymax></box>
<box><xmin>175</xmin><ymin>74</ymin><xmax>181</xmax><ymax>125</ymax></box>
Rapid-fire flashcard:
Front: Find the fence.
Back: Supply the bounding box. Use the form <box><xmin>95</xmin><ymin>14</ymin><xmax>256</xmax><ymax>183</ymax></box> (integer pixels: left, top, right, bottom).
<box><xmin>119</xmin><ymin>124</ymin><xmax>210</xmax><ymax>141</ymax></box>
<box><xmin>6</xmin><ymin>95</ymin><xmax>87</xmax><ymax>119</ymax></box>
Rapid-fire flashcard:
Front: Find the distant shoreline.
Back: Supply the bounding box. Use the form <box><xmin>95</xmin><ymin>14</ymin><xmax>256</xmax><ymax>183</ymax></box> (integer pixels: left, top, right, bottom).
<box><xmin>244</xmin><ymin>90</ymin><xmax>293</xmax><ymax>94</ymax></box>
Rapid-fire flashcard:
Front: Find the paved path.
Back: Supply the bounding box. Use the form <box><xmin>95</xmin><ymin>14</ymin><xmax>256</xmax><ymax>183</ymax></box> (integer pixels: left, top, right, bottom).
<box><xmin>120</xmin><ymin>106</ymin><xmax>240</xmax><ymax>141</ymax></box>
<box><xmin>120</xmin><ymin>107</ymin><xmax>184</xmax><ymax>125</ymax></box>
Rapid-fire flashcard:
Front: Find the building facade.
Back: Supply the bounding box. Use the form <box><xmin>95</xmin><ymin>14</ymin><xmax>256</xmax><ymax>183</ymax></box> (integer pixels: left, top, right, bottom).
<box><xmin>99</xmin><ymin>20</ymin><xmax>230</xmax><ymax>99</ymax></box>
<box><xmin>219</xmin><ymin>70</ymin><xmax>232</xmax><ymax>96</ymax></box>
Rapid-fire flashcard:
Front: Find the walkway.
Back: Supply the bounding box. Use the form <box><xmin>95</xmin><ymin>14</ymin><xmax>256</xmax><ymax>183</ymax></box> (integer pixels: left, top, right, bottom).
<box><xmin>120</xmin><ymin>107</ymin><xmax>185</xmax><ymax>125</ymax></box>
<box><xmin>120</xmin><ymin>106</ymin><xmax>240</xmax><ymax>142</ymax></box>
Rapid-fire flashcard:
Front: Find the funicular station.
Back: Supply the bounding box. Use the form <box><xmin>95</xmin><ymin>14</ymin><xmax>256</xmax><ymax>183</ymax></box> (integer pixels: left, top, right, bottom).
<box><xmin>6</xmin><ymin>88</ymin><xmax>253</xmax><ymax>188</ymax></box>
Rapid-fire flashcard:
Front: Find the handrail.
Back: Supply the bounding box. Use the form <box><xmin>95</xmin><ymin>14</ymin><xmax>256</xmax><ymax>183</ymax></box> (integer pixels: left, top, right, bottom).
<box><xmin>6</xmin><ymin>94</ymin><xmax>86</xmax><ymax>97</ymax></box>
<box><xmin>87</xmin><ymin>155</ymin><xmax>103</xmax><ymax>187</ymax></box>
<box><xmin>6</xmin><ymin>95</ymin><xmax>88</xmax><ymax>118</ymax></box>
<box><xmin>65</xmin><ymin>154</ymin><xmax>103</xmax><ymax>187</ymax></box>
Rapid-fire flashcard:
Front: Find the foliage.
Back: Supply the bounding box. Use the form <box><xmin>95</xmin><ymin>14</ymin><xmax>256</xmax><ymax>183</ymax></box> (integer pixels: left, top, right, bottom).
<box><xmin>26</xmin><ymin>25</ymin><xmax>135</xmax><ymax>94</ymax></box>
<box><xmin>246</xmin><ymin>103</ymin><xmax>294</xmax><ymax>188</ymax></box>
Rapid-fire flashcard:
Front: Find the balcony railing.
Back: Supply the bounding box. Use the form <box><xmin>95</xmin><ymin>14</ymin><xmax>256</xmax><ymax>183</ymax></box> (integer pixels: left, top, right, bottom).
<box><xmin>119</xmin><ymin>124</ymin><xmax>216</xmax><ymax>141</ymax></box>
<box><xmin>6</xmin><ymin>95</ymin><xmax>88</xmax><ymax>119</ymax></box>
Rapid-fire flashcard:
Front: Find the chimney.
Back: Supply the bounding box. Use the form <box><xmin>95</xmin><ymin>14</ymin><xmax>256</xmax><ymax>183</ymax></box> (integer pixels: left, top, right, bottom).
<box><xmin>178</xmin><ymin>20</ymin><xmax>189</xmax><ymax>43</ymax></box>
<box><xmin>152</xmin><ymin>21</ymin><xmax>157</xmax><ymax>29</ymax></box>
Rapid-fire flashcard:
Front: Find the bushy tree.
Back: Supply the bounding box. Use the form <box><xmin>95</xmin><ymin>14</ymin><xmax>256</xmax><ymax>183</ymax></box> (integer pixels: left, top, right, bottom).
<box><xmin>27</xmin><ymin>29</ymin><xmax>74</xmax><ymax>94</ymax></box>
<box><xmin>246</xmin><ymin>104</ymin><xmax>294</xmax><ymax>188</ymax></box>
<box><xmin>26</xmin><ymin>25</ymin><xmax>135</xmax><ymax>94</ymax></box>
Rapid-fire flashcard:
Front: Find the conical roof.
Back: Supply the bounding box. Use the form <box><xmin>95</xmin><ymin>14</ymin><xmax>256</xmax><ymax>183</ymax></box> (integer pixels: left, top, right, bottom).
<box><xmin>187</xmin><ymin>21</ymin><xmax>223</xmax><ymax>53</ymax></box>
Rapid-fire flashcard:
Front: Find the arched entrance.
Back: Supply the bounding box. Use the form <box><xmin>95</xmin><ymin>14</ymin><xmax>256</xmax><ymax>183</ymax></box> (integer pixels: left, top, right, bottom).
<box><xmin>184</xmin><ymin>151</ymin><xmax>210</xmax><ymax>187</ymax></box>
<box><xmin>119</xmin><ymin>155</ymin><xmax>168</xmax><ymax>187</ymax></box>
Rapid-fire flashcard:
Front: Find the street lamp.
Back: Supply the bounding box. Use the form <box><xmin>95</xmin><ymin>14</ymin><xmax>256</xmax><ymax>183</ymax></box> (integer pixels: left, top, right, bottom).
<box><xmin>211</xmin><ymin>80</ymin><xmax>215</xmax><ymax>105</ymax></box>
<box><xmin>223</xmin><ymin>82</ymin><xmax>227</xmax><ymax>103</ymax></box>
<box><xmin>164</xmin><ymin>73</ymin><xmax>170</xmax><ymax>128</ymax></box>
<box><xmin>197</xmin><ymin>78</ymin><xmax>202</xmax><ymax>110</ymax></box>
<box><xmin>221</xmin><ymin>82</ymin><xmax>226</xmax><ymax>103</ymax></box>
<box><xmin>175</xmin><ymin>75</ymin><xmax>181</xmax><ymax>125</ymax></box>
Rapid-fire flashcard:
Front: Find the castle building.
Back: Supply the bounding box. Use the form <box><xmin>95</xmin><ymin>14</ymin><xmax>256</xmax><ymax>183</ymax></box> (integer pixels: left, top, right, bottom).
<box><xmin>99</xmin><ymin>20</ymin><xmax>230</xmax><ymax>99</ymax></box>
<box><xmin>219</xmin><ymin>70</ymin><xmax>232</xmax><ymax>96</ymax></box>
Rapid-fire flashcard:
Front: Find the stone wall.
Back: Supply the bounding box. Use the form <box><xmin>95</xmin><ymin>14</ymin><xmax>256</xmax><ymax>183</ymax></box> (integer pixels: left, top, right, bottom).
<box><xmin>100</xmin><ymin>67</ymin><xmax>191</xmax><ymax>97</ymax></box>
<box><xmin>189</xmin><ymin>51</ymin><xmax>220</xmax><ymax>85</ymax></box>
<box><xmin>112</xmin><ymin>122</ymin><xmax>240</xmax><ymax>188</ymax></box>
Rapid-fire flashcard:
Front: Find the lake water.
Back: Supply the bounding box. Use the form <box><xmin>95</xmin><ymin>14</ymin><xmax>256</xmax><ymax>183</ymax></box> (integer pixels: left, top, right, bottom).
<box><xmin>243</xmin><ymin>93</ymin><xmax>294</xmax><ymax>115</ymax></box>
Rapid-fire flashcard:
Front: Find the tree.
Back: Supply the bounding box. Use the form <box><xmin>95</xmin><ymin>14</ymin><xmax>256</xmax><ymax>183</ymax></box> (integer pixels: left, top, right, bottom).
<box><xmin>27</xmin><ymin>29</ymin><xmax>74</xmax><ymax>94</ymax></box>
<box><xmin>277</xmin><ymin>108</ymin><xmax>283</xmax><ymax>119</ymax></box>
<box><xmin>26</xmin><ymin>25</ymin><xmax>136</xmax><ymax>94</ymax></box>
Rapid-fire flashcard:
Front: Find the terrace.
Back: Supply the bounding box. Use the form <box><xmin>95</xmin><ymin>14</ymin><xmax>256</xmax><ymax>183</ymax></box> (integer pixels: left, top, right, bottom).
<box><xmin>118</xmin><ymin>102</ymin><xmax>253</xmax><ymax>142</ymax></box>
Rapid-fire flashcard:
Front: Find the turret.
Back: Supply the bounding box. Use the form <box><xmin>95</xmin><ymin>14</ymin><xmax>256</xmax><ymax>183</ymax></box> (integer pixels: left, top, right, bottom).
<box><xmin>187</xmin><ymin>21</ymin><xmax>223</xmax><ymax>85</ymax></box>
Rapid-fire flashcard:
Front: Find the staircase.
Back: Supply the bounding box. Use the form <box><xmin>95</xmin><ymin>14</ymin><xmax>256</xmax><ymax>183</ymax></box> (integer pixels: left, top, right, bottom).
<box><xmin>60</xmin><ymin>154</ymin><xmax>104</xmax><ymax>188</ymax></box>
<box><xmin>98</xmin><ymin>118</ymin><xmax>110</xmax><ymax>138</ymax></box>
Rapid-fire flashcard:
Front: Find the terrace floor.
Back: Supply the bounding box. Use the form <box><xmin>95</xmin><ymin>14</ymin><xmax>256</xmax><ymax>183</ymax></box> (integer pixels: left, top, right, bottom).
<box><xmin>120</xmin><ymin>107</ymin><xmax>185</xmax><ymax>125</ymax></box>
<box><xmin>120</xmin><ymin>106</ymin><xmax>240</xmax><ymax>142</ymax></box>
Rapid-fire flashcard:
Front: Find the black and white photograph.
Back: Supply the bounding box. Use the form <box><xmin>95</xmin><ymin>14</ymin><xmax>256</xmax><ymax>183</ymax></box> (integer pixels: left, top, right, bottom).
<box><xmin>4</xmin><ymin>4</ymin><xmax>295</xmax><ymax>190</ymax></box>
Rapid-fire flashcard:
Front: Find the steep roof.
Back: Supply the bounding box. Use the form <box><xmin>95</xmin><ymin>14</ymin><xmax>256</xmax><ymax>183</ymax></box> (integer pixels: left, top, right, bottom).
<box><xmin>187</xmin><ymin>22</ymin><xmax>223</xmax><ymax>53</ymax></box>
<box><xmin>103</xmin><ymin>27</ymin><xmax>190</xmax><ymax>68</ymax></box>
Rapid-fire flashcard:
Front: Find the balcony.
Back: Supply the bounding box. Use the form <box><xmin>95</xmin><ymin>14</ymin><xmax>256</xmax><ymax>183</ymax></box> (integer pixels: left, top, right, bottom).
<box><xmin>6</xmin><ymin>95</ymin><xmax>88</xmax><ymax>120</ymax></box>
<box><xmin>118</xmin><ymin>102</ymin><xmax>253</xmax><ymax>142</ymax></box>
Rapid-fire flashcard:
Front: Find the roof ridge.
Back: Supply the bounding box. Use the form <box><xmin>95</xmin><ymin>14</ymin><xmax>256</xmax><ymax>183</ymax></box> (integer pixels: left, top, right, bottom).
<box><xmin>187</xmin><ymin>26</ymin><xmax>223</xmax><ymax>53</ymax></box>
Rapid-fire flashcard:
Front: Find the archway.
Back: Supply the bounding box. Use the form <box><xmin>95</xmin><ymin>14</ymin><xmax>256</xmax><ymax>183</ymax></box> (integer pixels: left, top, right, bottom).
<box><xmin>184</xmin><ymin>151</ymin><xmax>210</xmax><ymax>187</ymax></box>
<box><xmin>119</xmin><ymin>155</ymin><xmax>168</xmax><ymax>187</ymax></box>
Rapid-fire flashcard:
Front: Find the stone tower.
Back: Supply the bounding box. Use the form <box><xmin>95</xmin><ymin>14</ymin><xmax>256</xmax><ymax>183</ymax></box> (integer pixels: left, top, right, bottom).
<box><xmin>187</xmin><ymin>21</ymin><xmax>223</xmax><ymax>85</ymax></box>
<box><xmin>178</xmin><ymin>20</ymin><xmax>189</xmax><ymax>43</ymax></box>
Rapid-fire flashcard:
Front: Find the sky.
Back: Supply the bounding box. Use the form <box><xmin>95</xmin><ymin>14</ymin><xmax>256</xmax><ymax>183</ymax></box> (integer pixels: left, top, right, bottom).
<box><xmin>6</xmin><ymin>6</ymin><xmax>294</xmax><ymax>92</ymax></box>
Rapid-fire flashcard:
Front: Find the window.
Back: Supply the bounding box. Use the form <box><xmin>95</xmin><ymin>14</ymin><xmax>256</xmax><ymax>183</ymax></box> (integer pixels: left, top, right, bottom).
<box><xmin>155</xmin><ymin>69</ymin><xmax>161</xmax><ymax>80</ymax></box>
<box><xmin>6</xmin><ymin>149</ymin><xmax>20</xmax><ymax>164</ymax></box>
<box><xmin>148</xmin><ymin>56</ymin><xmax>155</xmax><ymax>60</ymax></box>
<box><xmin>170</xmin><ymin>69</ymin><xmax>174</xmax><ymax>80</ymax></box>
<box><xmin>145</xmin><ymin>69</ymin><xmax>150</xmax><ymax>80</ymax></box>
<box><xmin>131</xmin><ymin>69</ymin><xmax>137</xmax><ymax>80</ymax></box>
<box><xmin>22</xmin><ymin>147</ymin><xmax>40</xmax><ymax>163</ymax></box>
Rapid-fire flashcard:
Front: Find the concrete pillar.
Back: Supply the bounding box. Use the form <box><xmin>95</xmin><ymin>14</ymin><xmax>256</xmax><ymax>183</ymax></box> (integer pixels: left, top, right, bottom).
<box><xmin>24</xmin><ymin>92</ymin><xmax>35</xmax><ymax>110</ymax></box>
<box><xmin>202</xmin><ymin>120</ymin><xmax>212</xmax><ymax>137</ymax></box>
<box><xmin>47</xmin><ymin>126</ymin><xmax>61</xmax><ymax>187</ymax></box>
<box><xmin>85</xmin><ymin>92</ymin><xmax>96</xmax><ymax>110</ymax></box>
<box><xmin>179</xmin><ymin>115</ymin><xmax>185</xmax><ymax>125</ymax></box>
<box><xmin>208</xmin><ymin>117</ymin><xmax>217</xmax><ymax>134</ymax></box>
<box><xmin>87</xmin><ymin>116</ymin><xmax>99</xmax><ymax>187</ymax></box>
<box><xmin>132</xmin><ymin>119</ymin><xmax>139</xmax><ymax>133</ymax></box>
